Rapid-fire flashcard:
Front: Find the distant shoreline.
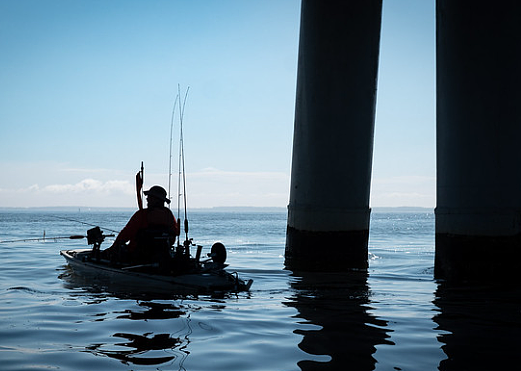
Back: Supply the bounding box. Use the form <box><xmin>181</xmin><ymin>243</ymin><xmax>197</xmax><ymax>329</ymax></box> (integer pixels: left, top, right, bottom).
<box><xmin>0</xmin><ymin>206</ymin><xmax>434</xmax><ymax>213</ymax></box>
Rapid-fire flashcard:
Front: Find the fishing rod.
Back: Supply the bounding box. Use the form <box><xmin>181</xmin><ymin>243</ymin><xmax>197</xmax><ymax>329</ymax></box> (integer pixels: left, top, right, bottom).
<box><xmin>0</xmin><ymin>215</ymin><xmax>119</xmax><ymax>243</ymax></box>
<box><xmin>168</xmin><ymin>94</ymin><xmax>180</xmax><ymax>206</ymax></box>
<box><xmin>0</xmin><ymin>234</ymin><xmax>87</xmax><ymax>243</ymax></box>
<box><xmin>177</xmin><ymin>85</ymin><xmax>190</xmax><ymax>245</ymax></box>
<box><xmin>49</xmin><ymin>215</ymin><xmax>120</xmax><ymax>234</ymax></box>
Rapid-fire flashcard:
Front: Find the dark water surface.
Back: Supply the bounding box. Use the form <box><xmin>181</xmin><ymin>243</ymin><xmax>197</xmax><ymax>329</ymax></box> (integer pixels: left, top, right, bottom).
<box><xmin>0</xmin><ymin>210</ymin><xmax>519</xmax><ymax>370</ymax></box>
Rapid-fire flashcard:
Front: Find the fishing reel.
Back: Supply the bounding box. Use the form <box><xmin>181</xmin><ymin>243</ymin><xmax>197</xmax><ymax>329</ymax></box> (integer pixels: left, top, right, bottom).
<box><xmin>87</xmin><ymin>226</ymin><xmax>114</xmax><ymax>261</ymax></box>
<box><xmin>87</xmin><ymin>226</ymin><xmax>108</xmax><ymax>246</ymax></box>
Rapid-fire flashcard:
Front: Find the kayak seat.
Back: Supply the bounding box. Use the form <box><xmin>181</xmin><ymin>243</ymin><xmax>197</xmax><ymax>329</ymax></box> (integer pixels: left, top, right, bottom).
<box><xmin>135</xmin><ymin>226</ymin><xmax>175</xmax><ymax>265</ymax></box>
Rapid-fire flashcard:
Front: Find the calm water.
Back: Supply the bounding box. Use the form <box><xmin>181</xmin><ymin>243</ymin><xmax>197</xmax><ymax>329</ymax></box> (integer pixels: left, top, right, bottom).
<box><xmin>0</xmin><ymin>210</ymin><xmax>519</xmax><ymax>370</ymax></box>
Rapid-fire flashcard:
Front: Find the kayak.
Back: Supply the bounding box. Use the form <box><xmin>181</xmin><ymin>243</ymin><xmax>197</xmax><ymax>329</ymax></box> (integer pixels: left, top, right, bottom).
<box><xmin>60</xmin><ymin>248</ymin><xmax>253</xmax><ymax>295</ymax></box>
<box><xmin>60</xmin><ymin>228</ymin><xmax>253</xmax><ymax>295</ymax></box>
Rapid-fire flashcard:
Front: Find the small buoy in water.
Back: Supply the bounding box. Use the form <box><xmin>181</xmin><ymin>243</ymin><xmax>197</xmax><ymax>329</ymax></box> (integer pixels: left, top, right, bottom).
<box><xmin>210</xmin><ymin>242</ymin><xmax>227</xmax><ymax>264</ymax></box>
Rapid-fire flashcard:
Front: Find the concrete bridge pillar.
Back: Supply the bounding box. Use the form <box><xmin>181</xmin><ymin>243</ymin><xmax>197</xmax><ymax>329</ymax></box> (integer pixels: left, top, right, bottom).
<box><xmin>436</xmin><ymin>0</ymin><xmax>521</xmax><ymax>282</ymax></box>
<box><xmin>285</xmin><ymin>0</ymin><xmax>382</xmax><ymax>271</ymax></box>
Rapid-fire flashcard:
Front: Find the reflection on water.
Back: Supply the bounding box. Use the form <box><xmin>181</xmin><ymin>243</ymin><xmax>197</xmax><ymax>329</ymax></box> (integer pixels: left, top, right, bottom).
<box><xmin>286</xmin><ymin>270</ymin><xmax>393</xmax><ymax>370</ymax></box>
<box><xmin>59</xmin><ymin>268</ymin><xmax>197</xmax><ymax>368</ymax></box>
<box><xmin>434</xmin><ymin>282</ymin><xmax>521</xmax><ymax>370</ymax></box>
<box><xmin>83</xmin><ymin>300</ymin><xmax>195</xmax><ymax>368</ymax></box>
<box><xmin>115</xmin><ymin>301</ymin><xmax>186</xmax><ymax>320</ymax></box>
<box><xmin>86</xmin><ymin>332</ymin><xmax>184</xmax><ymax>366</ymax></box>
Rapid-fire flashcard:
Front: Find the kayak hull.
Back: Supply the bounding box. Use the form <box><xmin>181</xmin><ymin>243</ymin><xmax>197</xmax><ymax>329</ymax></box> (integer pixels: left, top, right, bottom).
<box><xmin>60</xmin><ymin>249</ymin><xmax>252</xmax><ymax>295</ymax></box>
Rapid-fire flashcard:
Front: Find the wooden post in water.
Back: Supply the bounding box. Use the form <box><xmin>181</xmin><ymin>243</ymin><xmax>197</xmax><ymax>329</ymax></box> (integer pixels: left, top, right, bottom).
<box><xmin>285</xmin><ymin>0</ymin><xmax>382</xmax><ymax>271</ymax></box>
<box><xmin>435</xmin><ymin>0</ymin><xmax>521</xmax><ymax>282</ymax></box>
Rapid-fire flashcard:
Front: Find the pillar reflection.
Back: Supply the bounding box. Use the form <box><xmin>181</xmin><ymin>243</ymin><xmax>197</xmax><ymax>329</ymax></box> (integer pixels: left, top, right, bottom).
<box><xmin>433</xmin><ymin>282</ymin><xmax>521</xmax><ymax>370</ymax></box>
<box><xmin>285</xmin><ymin>270</ymin><xmax>393</xmax><ymax>370</ymax></box>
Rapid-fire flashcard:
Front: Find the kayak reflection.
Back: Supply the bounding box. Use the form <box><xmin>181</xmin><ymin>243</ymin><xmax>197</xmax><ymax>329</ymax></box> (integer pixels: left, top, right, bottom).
<box><xmin>86</xmin><ymin>332</ymin><xmax>184</xmax><ymax>366</ymax></box>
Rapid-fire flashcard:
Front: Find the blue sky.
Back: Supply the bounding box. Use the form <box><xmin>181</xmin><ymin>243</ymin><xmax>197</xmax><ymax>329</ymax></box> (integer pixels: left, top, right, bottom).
<box><xmin>0</xmin><ymin>0</ymin><xmax>435</xmax><ymax>208</ymax></box>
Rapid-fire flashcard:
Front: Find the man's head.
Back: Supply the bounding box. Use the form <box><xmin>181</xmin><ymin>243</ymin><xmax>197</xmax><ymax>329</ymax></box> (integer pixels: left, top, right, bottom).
<box><xmin>144</xmin><ymin>185</ymin><xmax>170</xmax><ymax>207</ymax></box>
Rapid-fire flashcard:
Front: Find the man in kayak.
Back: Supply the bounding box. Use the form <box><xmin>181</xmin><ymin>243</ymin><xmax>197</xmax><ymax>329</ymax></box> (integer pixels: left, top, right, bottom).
<box><xmin>105</xmin><ymin>185</ymin><xmax>180</xmax><ymax>265</ymax></box>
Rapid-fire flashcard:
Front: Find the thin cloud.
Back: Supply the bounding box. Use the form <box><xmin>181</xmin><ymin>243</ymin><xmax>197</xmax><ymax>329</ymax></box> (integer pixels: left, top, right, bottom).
<box><xmin>372</xmin><ymin>175</ymin><xmax>435</xmax><ymax>185</ymax></box>
<box><xmin>0</xmin><ymin>179</ymin><xmax>135</xmax><ymax>208</ymax></box>
<box><xmin>370</xmin><ymin>175</ymin><xmax>435</xmax><ymax>207</ymax></box>
<box><xmin>0</xmin><ymin>170</ymin><xmax>291</xmax><ymax>208</ymax></box>
<box><xmin>177</xmin><ymin>168</ymin><xmax>290</xmax><ymax>208</ymax></box>
<box><xmin>43</xmin><ymin>179</ymin><xmax>133</xmax><ymax>194</ymax></box>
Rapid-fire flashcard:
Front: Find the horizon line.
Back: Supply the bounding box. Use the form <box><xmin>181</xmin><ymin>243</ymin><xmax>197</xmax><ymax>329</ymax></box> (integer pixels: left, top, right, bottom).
<box><xmin>0</xmin><ymin>205</ymin><xmax>435</xmax><ymax>212</ymax></box>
